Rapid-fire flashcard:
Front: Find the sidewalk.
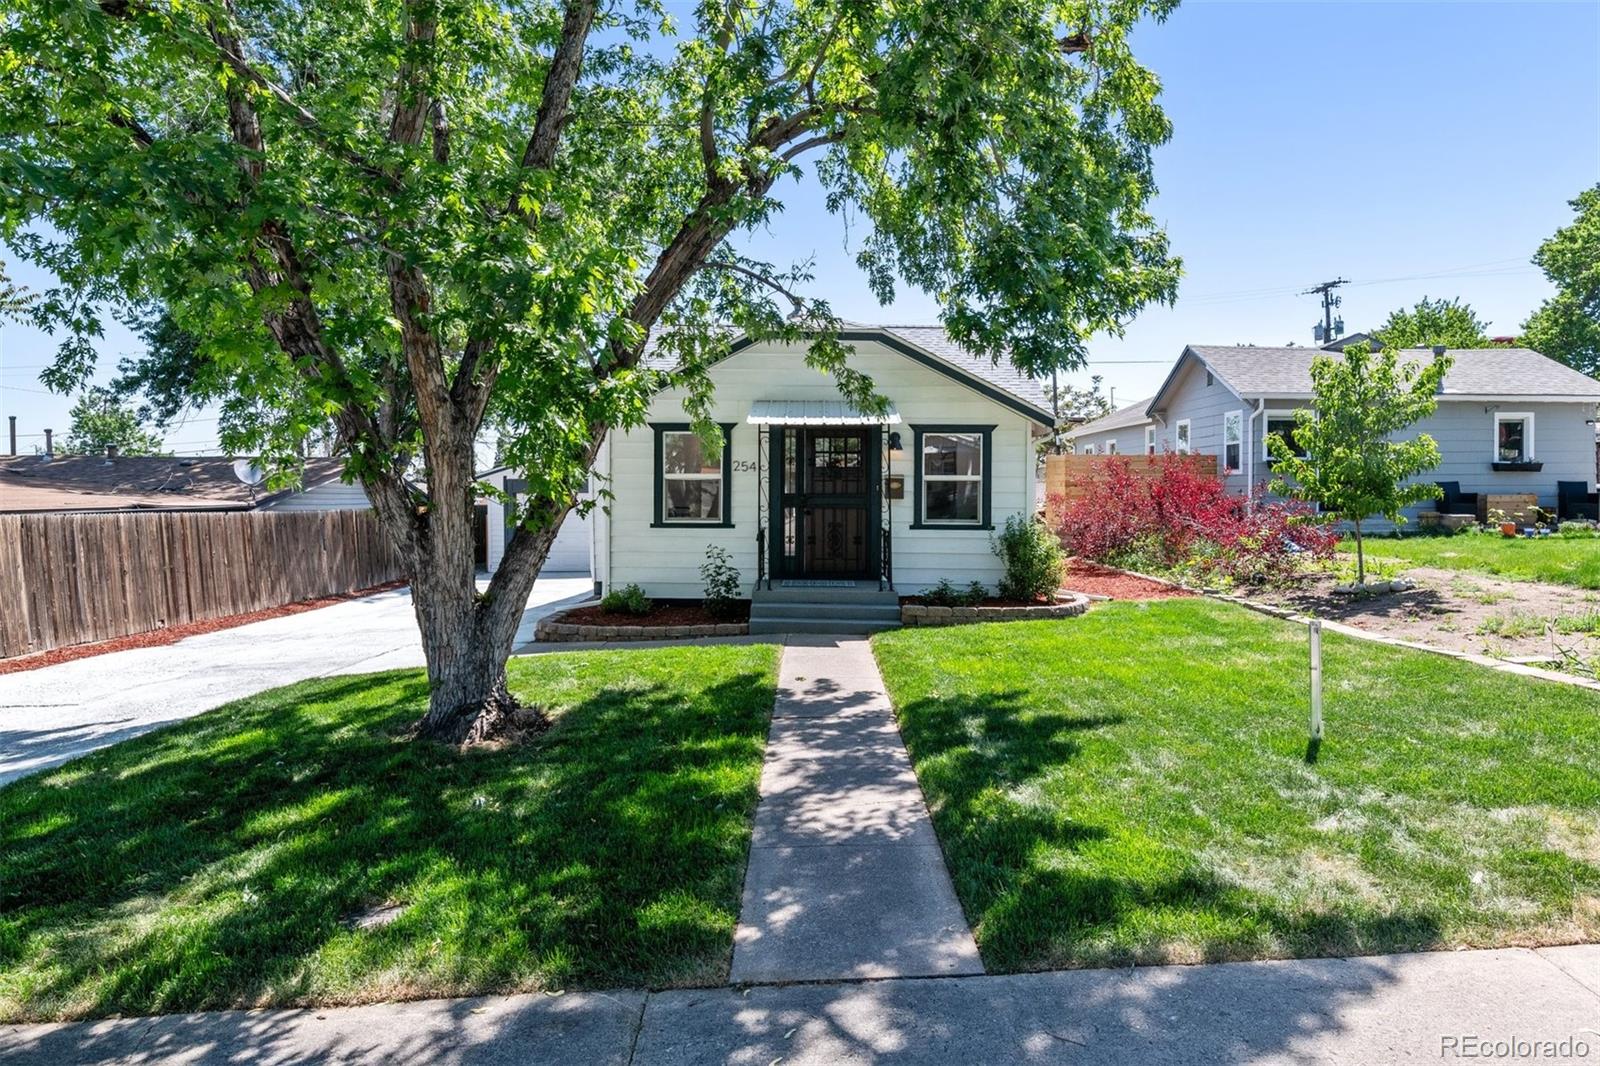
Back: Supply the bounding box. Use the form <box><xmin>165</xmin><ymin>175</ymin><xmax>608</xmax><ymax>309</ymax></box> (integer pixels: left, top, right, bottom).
<box><xmin>6</xmin><ymin>945</ymin><xmax>1598</xmax><ymax>1064</ymax></box>
<box><xmin>730</xmin><ymin>638</ymin><xmax>981</xmax><ymax>982</ymax></box>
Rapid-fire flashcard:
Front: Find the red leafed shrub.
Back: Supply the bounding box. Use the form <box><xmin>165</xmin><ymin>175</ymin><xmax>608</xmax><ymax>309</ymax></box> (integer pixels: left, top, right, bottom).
<box><xmin>1054</xmin><ymin>458</ymin><xmax>1336</xmax><ymax>587</ymax></box>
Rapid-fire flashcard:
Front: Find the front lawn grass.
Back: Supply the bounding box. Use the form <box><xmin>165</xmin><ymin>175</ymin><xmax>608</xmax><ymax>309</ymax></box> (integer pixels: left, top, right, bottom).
<box><xmin>0</xmin><ymin>644</ymin><xmax>779</xmax><ymax>1022</ymax></box>
<box><xmin>1342</xmin><ymin>533</ymin><xmax>1600</xmax><ymax>588</ymax></box>
<box><xmin>873</xmin><ymin>600</ymin><xmax>1600</xmax><ymax>973</ymax></box>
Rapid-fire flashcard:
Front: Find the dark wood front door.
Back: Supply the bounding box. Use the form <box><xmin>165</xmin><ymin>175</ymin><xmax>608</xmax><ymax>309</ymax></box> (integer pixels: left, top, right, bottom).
<box><xmin>774</xmin><ymin>428</ymin><xmax>879</xmax><ymax>580</ymax></box>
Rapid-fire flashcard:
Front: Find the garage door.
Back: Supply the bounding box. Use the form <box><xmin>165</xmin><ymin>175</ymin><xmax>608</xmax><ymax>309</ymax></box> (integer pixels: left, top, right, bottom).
<box><xmin>543</xmin><ymin>508</ymin><xmax>592</xmax><ymax>574</ymax></box>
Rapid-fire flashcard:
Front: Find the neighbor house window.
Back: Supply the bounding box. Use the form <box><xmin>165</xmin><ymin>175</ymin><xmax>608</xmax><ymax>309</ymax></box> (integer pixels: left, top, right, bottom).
<box><xmin>1106</xmin><ymin>440</ymin><xmax>1119</xmax><ymax>455</ymax></box>
<box><xmin>1081</xmin><ymin>442</ymin><xmax>1096</xmax><ymax>455</ymax></box>
<box><xmin>1264</xmin><ymin>410</ymin><xmax>1308</xmax><ymax>460</ymax></box>
<box><xmin>914</xmin><ymin>426</ymin><xmax>992</xmax><ymax>528</ymax></box>
<box><xmin>1175</xmin><ymin>419</ymin><xmax>1192</xmax><ymax>455</ymax></box>
<box><xmin>1493</xmin><ymin>412</ymin><xmax>1534</xmax><ymax>464</ymax></box>
<box><xmin>1222</xmin><ymin>410</ymin><xmax>1243</xmax><ymax>474</ymax></box>
<box><xmin>652</xmin><ymin>423</ymin><xmax>734</xmax><ymax>527</ymax></box>
<box><xmin>1145</xmin><ymin>426</ymin><xmax>1157</xmax><ymax>455</ymax></box>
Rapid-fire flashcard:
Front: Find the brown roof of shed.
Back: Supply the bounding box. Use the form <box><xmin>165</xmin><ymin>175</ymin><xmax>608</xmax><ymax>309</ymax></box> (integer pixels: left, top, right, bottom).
<box><xmin>0</xmin><ymin>455</ymin><xmax>348</xmax><ymax>513</ymax></box>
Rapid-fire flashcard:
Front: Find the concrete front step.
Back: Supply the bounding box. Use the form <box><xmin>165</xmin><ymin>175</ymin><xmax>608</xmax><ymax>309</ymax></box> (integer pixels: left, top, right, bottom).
<box><xmin>753</xmin><ymin>583</ymin><xmax>899</xmax><ymax>606</ymax></box>
<box><xmin>753</xmin><ymin>602</ymin><xmax>903</xmax><ymax>622</ymax></box>
<box><xmin>748</xmin><ymin>617</ymin><xmax>902</xmax><ymax>635</ymax></box>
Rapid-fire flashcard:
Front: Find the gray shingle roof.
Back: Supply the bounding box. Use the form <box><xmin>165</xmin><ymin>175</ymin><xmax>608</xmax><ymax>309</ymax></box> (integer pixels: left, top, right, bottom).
<box><xmin>1063</xmin><ymin>397</ymin><xmax>1154</xmax><ymax>439</ymax></box>
<box><xmin>1182</xmin><ymin>346</ymin><xmax>1600</xmax><ymax>401</ymax></box>
<box><xmin>640</xmin><ymin>323</ymin><xmax>1052</xmax><ymax>420</ymax></box>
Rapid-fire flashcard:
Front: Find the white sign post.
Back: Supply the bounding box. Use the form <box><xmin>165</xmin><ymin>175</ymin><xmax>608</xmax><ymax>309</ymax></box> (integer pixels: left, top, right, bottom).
<box><xmin>1308</xmin><ymin>619</ymin><xmax>1324</xmax><ymax>743</ymax></box>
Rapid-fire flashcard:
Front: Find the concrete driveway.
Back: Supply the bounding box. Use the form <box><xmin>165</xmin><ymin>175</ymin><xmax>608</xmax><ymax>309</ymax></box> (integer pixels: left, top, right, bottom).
<box><xmin>0</xmin><ymin>575</ymin><xmax>593</xmax><ymax>786</ymax></box>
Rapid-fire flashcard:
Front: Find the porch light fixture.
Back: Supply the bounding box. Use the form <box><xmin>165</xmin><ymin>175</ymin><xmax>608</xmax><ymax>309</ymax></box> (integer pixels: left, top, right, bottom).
<box><xmin>887</xmin><ymin>431</ymin><xmax>903</xmax><ymax>453</ymax></box>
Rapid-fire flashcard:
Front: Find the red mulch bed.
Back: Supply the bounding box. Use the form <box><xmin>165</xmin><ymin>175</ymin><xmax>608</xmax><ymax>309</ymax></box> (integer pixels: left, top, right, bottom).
<box><xmin>1061</xmin><ymin>559</ymin><xmax>1192</xmax><ymax>600</ymax></box>
<box><xmin>559</xmin><ymin>599</ymin><xmax>750</xmax><ymax>628</ymax></box>
<box><xmin>0</xmin><ymin>580</ymin><xmax>409</xmax><ymax>675</ymax></box>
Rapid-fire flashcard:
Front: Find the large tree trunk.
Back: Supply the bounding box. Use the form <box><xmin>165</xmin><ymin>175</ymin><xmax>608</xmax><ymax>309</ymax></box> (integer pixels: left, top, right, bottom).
<box><xmin>407</xmin><ymin>513</ymin><xmax>563</xmax><ymax>745</ymax></box>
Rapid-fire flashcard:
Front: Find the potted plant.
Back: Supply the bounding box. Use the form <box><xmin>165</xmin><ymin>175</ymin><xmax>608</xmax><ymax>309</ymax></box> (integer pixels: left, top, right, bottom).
<box><xmin>1488</xmin><ymin>508</ymin><xmax>1517</xmax><ymax>538</ymax></box>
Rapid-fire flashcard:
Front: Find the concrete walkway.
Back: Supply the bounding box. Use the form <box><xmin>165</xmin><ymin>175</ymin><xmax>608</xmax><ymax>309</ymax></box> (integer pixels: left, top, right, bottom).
<box><xmin>0</xmin><ymin>575</ymin><xmax>593</xmax><ymax>785</ymax></box>
<box><xmin>730</xmin><ymin>638</ymin><xmax>982</xmax><ymax>983</ymax></box>
<box><xmin>7</xmin><ymin>945</ymin><xmax>1599</xmax><ymax>1064</ymax></box>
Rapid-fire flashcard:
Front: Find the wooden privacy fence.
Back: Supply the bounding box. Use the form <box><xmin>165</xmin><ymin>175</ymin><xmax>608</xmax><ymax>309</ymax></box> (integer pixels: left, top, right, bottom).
<box><xmin>0</xmin><ymin>509</ymin><xmax>405</xmax><ymax>659</ymax></box>
<box><xmin>1043</xmin><ymin>453</ymin><xmax>1218</xmax><ymax>524</ymax></box>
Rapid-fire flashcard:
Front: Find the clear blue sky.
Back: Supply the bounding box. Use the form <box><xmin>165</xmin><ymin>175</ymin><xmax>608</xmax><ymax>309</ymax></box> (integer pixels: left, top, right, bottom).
<box><xmin>2</xmin><ymin>0</ymin><xmax>1596</xmax><ymax>452</ymax></box>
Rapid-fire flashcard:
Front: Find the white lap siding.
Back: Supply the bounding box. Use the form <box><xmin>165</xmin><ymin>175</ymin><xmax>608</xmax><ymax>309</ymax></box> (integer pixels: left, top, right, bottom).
<box><xmin>1150</xmin><ymin>357</ymin><xmax>1255</xmax><ymax>492</ymax></box>
<box><xmin>600</xmin><ymin>339</ymin><xmax>1041</xmax><ymax>598</ymax></box>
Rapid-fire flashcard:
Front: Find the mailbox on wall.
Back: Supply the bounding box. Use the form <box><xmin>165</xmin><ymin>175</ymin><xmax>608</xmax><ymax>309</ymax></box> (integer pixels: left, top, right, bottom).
<box><xmin>885</xmin><ymin>475</ymin><xmax>905</xmax><ymax>500</ymax></box>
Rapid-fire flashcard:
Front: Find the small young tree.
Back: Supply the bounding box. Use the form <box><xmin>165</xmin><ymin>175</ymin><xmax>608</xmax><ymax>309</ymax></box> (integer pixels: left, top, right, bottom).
<box><xmin>1267</xmin><ymin>346</ymin><xmax>1450</xmax><ymax>583</ymax></box>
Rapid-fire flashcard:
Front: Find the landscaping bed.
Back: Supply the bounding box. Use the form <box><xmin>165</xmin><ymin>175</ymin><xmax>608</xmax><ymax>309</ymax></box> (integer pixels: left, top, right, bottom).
<box><xmin>900</xmin><ymin>592</ymin><xmax>1089</xmax><ymax>626</ymax></box>
<box><xmin>536</xmin><ymin>599</ymin><xmax>749</xmax><ymax>642</ymax></box>
<box><xmin>1239</xmin><ymin>563</ymin><xmax>1600</xmax><ymax>671</ymax></box>
<box><xmin>871</xmin><ymin>599</ymin><xmax>1600</xmax><ymax>973</ymax></box>
<box><xmin>0</xmin><ymin>644</ymin><xmax>780</xmax><ymax>1022</ymax></box>
<box><xmin>1060</xmin><ymin>558</ymin><xmax>1194</xmax><ymax>600</ymax></box>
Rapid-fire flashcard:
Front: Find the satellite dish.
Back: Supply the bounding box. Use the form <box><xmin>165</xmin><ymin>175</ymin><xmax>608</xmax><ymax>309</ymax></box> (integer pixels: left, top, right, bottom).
<box><xmin>232</xmin><ymin>459</ymin><xmax>265</xmax><ymax>487</ymax></box>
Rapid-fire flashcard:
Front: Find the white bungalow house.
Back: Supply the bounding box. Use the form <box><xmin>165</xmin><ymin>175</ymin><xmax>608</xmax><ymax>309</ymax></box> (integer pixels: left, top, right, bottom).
<box><xmin>483</xmin><ymin>325</ymin><xmax>1054</xmax><ymax>632</ymax></box>
<box><xmin>1067</xmin><ymin>341</ymin><xmax>1600</xmax><ymax>528</ymax></box>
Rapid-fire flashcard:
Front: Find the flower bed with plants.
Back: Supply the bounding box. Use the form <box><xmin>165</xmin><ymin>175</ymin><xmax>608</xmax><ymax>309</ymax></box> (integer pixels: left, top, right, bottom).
<box><xmin>900</xmin><ymin>514</ymin><xmax>1089</xmax><ymax>625</ymax></box>
<box><xmin>536</xmin><ymin>546</ymin><xmax>749</xmax><ymax>642</ymax></box>
<box><xmin>1054</xmin><ymin>458</ymin><xmax>1337</xmax><ymax>590</ymax></box>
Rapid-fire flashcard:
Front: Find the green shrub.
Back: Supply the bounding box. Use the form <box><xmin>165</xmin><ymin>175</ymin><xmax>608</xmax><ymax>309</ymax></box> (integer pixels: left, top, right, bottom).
<box><xmin>600</xmin><ymin>582</ymin><xmax>651</xmax><ymax>615</ymax></box>
<box><xmin>700</xmin><ymin>545</ymin><xmax>743</xmax><ymax>619</ymax></box>
<box><xmin>993</xmin><ymin>514</ymin><xmax>1066</xmax><ymax>601</ymax></box>
<box><xmin>924</xmin><ymin>577</ymin><xmax>988</xmax><ymax>607</ymax></box>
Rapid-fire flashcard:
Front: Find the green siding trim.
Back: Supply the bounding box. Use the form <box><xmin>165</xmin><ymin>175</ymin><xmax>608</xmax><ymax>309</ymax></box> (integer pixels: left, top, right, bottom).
<box><xmin>650</xmin><ymin>423</ymin><xmax>736</xmax><ymax>528</ymax></box>
<box><xmin>910</xmin><ymin>424</ymin><xmax>994</xmax><ymax>531</ymax></box>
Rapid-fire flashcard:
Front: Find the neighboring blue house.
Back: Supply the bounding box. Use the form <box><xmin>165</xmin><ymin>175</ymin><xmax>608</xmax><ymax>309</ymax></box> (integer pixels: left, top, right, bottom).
<box><xmin>1065</xmin><ymin>343</ymin><xmax>1600</xmax><ymax>526</ymax></box>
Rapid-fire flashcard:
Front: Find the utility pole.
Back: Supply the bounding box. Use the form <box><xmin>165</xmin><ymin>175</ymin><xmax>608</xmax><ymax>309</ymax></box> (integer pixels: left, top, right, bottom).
<box><xmin>7</xmin><ymin>416</ymin><xmax>14</xmax><ymax>456</ymax></box>
<box><xmin>1303</xmin><ymin>278</ymin><xmax>1348</xmax><ymax>345</ymax></box>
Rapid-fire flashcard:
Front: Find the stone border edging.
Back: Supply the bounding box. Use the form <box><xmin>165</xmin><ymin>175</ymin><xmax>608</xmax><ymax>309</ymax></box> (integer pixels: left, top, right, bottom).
<box><xmin>1105</xmin><ymin>565</ymin><xmax>1600</xmax><ymax>693</ymax></box>
<box><xmin>901</xmin><ymin>592</ymin><xmax>1090</xmax><ymax>627</ymax></box>
<box><xmin>534</xmin><ymin>604</ymin><xmax>748</xmax><ymax>643</ymax></box>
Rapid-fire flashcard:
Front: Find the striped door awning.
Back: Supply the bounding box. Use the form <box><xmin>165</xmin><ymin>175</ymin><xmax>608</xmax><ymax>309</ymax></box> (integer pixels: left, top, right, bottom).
<box><xmin>745</xmin><ymin>400</ymin><xmax>901</xmax><ymax>425</ymax></box>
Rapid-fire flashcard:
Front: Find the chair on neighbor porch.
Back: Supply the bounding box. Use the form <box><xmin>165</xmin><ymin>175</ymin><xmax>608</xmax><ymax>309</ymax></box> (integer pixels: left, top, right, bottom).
<box><xmin>1558</xmin><ymin>481</ymin><xmax>1599</xmax><ymax>521</ymax></box>
<box><xmin>1434</xmin><ymin>481</ymin><xmax>1480</xmax><ymax>519</ymax></box>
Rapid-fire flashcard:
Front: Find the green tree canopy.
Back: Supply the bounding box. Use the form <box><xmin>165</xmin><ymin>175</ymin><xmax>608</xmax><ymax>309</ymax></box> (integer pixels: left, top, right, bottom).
<box><xmin>1374</xmin><ymin>297</ymin><xmax>1493</xmax><ymax>350</ymax></box>
<box><xmin>1523</xmin><ymin>185</ymin><xmax>1600</xmax><ymax>376</ymax></box>
<box><xmin>1267</xmin><ymin>345</ymin><xmax>1450</xmax><ymax>583</ymax></box>
<box><xmin>62</xmin><ymin>386</ymin><xmax>166</xmax><ymax>457</ymax></box>
<box><xmin>0</xmin><ymin>0</ymin><xmax>1181</xmax><ymax>740</ymax></box>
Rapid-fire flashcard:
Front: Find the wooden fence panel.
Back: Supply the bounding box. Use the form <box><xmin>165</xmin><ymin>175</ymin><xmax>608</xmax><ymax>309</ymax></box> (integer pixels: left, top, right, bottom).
<box><xmin>0</xmin><ymin>510</ymin><xmax>405</xmax><ymax>659</ymax></box>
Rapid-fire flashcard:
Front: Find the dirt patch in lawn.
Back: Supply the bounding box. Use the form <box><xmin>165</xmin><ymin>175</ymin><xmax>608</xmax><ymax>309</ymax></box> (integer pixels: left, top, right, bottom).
<box><xmin>1242</xmin><ymin>566</ymin><xmax>1600</xmax><ymax>667</ymax></box>
<box><xmin>1061</xmin><ymin>559</ymin><xmax>1194</xmax><ymax>600</ymax></box>
<box><xmin>0</xmin><ymin>581</ymin><xmax>409</xmax><ymax>676</ymax></box>
<box><xmin>559</xmin><ymin>599</ymin><xmax>750</xmax><ymax>629</ymax></box>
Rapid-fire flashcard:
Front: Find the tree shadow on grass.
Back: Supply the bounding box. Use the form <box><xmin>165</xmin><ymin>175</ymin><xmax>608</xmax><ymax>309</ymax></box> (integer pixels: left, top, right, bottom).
<box><xmin>893</xmin><ymin>687</ymin><xmax>1445</xmax><ymax>974</ymax></box>
<box><xmin>0</xmin><ymin>652</ymin><xmax>778</xmax><ymax>1021</ymax></box>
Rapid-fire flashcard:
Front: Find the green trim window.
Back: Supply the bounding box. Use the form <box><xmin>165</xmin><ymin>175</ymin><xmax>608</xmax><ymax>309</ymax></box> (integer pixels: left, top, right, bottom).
<box><xmin>652</xmin><ymin>423</ymin><xmax>735</xmax><ymax>528</ymax></box>
<box><xmin>911</xmin><ymin>425</ymin><xmax>993</xmax><ymax>529</ymax></box>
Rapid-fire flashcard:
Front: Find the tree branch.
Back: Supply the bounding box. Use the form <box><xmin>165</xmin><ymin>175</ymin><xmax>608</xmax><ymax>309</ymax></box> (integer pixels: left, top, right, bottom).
<box><xmin>701</xmin><ymin>259</ymin><xmax>804</xmax><ymax>311</ymax></box>
<box><xmin>519</xmin><ymin>0</ymin><xmax>598</xmax><ymax>171</ymax></box>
